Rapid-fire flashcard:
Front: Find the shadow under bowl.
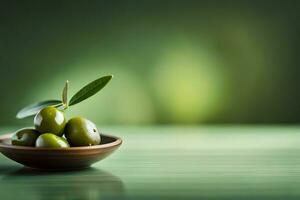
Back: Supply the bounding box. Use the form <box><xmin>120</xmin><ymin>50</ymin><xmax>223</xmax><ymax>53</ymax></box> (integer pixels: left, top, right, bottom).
<box><xmin>0</xmin><ymin>133</ymin><xmax>122</xmax><ymax>170</ymax></box>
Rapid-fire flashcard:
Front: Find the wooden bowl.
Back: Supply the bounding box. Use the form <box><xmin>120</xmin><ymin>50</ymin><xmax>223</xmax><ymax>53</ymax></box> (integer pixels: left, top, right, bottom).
<box><xmin>0</xmin><ymin>133</ymin><xmax>122</xmax><ymax>170</ymax></box>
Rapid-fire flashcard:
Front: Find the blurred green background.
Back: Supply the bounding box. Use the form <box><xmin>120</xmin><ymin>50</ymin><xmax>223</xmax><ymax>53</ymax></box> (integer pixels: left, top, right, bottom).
<box><xmin>1</xmin><ymin>0</ymin><xmax>300</xmax><ymax>126</ymax></box>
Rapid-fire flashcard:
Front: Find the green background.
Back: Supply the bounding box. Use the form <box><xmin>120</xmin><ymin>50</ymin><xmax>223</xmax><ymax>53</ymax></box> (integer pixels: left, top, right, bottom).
<box><xmin>1</xmin><ymin>0</ymin><xmax>300</xmax><ymax>126</ymax></box>
<box><xmin>1</xmin><ymin>2</ymin><xmax>300</xmax><ymax>198</ymax></box>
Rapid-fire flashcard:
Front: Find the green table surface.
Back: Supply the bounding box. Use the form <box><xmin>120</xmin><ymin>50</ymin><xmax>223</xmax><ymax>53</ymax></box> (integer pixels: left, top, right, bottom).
<box><xmin>1</xmin><ymin>126</ymin><xmax>300</xmax><ymax>200</ymax></box>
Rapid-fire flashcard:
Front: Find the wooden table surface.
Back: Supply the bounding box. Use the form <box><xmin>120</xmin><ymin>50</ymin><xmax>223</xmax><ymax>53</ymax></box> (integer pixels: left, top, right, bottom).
<box><xmin>0</xmin><ymin>126</ymin><xmax>300</xmax><ymax>199</ymax></box>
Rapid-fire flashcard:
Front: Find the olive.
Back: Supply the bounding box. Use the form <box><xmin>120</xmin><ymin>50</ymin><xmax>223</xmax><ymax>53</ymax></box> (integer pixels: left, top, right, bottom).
<box><xmin>35</xmin><ymin>133</ymin><xmax>70</xmax><ymax>148</ymax></box>
<box><xmin>34</xmin><ymin>106</ymin><xmax>66</xmax><ymax>136</ymax></box>
<box><xmin>11</xmin><ymin>128</ymin><xmax>39</xmax><ymax>146</ymax></box>
<box><xmin>65</xmin><ymin>117</ymin><xmax>101</xmax><ymax>146</ymax></box>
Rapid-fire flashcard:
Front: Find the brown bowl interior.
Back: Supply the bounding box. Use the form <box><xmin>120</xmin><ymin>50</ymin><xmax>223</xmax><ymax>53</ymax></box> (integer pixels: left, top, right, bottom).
<box><xmin>0</xmin><ymin>133</ymin><xmax>122</xmax><ymax>170</ymax></box>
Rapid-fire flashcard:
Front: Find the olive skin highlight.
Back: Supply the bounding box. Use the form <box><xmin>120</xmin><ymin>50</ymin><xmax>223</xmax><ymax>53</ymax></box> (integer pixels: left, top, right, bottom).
<box><xmin>35</xmin><ymin>133</ymin><xmax>70</xmax><ymax>148</ymax></box>
<box><xmin>34</xmin><ymin>107</ymin><xmax>66</xmax><ymax>136</ymax></box>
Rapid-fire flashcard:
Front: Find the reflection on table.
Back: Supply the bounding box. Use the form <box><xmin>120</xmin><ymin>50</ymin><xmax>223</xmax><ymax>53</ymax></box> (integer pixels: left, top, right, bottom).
<box><xmin>0</xmin><ymin>167</ymin><xmax>125</xmax><ymax>200</ymax></box>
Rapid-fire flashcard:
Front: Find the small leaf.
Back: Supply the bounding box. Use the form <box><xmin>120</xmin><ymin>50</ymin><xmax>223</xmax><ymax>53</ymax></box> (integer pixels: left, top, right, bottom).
<box><xmin>62</xmin><ymin>80</ymin><xmax>69</xmax><ymax>106</ymax></box>
<box><xmin>69</xmin><ymin>75</ymin><xmax>113</xmax><ymax>106</ymax></box>
<box><xmin>16</xmin><ymin>100</ymin><xmax>63</xmax><ymax>119</ymax></box>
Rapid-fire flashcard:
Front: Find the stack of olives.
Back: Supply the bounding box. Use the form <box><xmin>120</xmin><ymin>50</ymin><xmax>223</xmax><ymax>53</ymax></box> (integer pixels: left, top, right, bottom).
<box><xmin>11</xmin><ymin>106</ymin><xmax>101</xmax><ymax>148</ymax></box>
<box><xmin>12</xmin><ymin>75</ymin><xmax>112</xmax><ymax>148</ymax></box>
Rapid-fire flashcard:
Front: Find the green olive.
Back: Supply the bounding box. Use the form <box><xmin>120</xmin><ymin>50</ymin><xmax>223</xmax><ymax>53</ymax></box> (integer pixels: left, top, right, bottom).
<box><xmin>65</xmin><ymin>117</ymin><xmax>101</xmax><ymax>146</ymax></box>
<box><xmin>34</xmin><ymin>106</ymin><xmax>66</xmax><ymax>136</ymax></box>
<box><xmin>11</xmin><ymin>128</ymin><xmax>39</xmax><ymax>146</ymax></box>
<box><xmin>35</xmin><ymin>133</ymin><xmax>70</xmax><ymax>148</ymax></box>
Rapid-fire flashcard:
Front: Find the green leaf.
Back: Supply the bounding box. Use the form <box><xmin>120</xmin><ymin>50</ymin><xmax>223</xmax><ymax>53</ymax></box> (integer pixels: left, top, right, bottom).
<box><xmin>69</xmin><ymin>75</ymin><xmax>113</xmax><ymax>106</ymax></box>
<box><xmin>62</xmin><ymin>80</ymin><xmax>69</xmax><ymax>106</ymax></box>
<box><xmin>16</xmin><ymin>100</ymin><xmax>63</xmax><ymax>119</ymax></box>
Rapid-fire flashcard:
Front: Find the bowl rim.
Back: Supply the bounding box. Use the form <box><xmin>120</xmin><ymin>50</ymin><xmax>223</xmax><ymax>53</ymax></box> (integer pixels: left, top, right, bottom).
<box><xmin>0</xmin><ymin>133</ymin><xmax>122</xmax><ymax>151</ymax></box>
